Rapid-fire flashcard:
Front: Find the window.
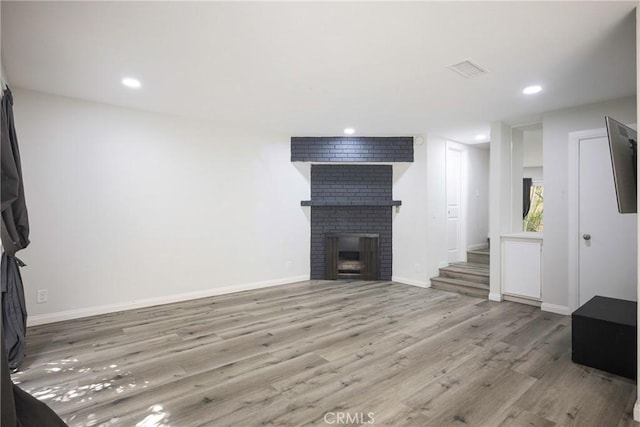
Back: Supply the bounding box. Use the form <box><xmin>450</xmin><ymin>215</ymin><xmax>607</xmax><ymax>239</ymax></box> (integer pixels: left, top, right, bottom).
<box><xmin>524</xmin><ymin>183</ymin><xmax>543</xmax><ymax>232</ymax></box>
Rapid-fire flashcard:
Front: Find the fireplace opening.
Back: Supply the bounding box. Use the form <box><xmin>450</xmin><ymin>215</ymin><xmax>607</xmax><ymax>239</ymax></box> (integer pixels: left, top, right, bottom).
<box><xmin>325</xmin><ymin>233</ymin><xmax>379</xmax><ymax>280</ymax></box>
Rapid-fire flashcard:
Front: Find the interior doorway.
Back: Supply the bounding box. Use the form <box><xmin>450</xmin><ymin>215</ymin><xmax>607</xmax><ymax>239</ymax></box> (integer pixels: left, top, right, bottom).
<box><xmin>446</xmin><ymin>142</ymin><xmax>467</xmax><ymax>263</ymax></box>
<box><xmin>569</xmin><ymin>128</ymin><xmax>637</xmax><ymax>308</ymax></box>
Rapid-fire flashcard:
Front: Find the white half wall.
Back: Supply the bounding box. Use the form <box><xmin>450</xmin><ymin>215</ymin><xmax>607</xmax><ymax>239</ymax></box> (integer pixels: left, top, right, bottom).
<box><xmin>542</xmin><ymin>96</ymin><xmax>636</xmax><ymax>309</ymax></box>
<box><xmin>12</xmin><ymin>88</ymin><xmax>311</xmax><ymax>322</ymax></box>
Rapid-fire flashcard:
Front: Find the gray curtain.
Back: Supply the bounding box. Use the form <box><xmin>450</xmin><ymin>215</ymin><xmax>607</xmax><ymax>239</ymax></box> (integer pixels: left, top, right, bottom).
<box><xmin>1</xmin><ymin>87</ymin><xmax>30</xmax><ymax>371</ymax></box>
<box><xmin>0</xmin><ymin>87</ymin><xmax>67</xmax><ymax>427</ymax></box>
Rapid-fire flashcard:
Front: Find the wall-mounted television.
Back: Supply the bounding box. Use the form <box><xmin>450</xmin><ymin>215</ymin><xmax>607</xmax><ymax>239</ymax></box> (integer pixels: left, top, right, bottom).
<box><xmin>606</xmin><ymin>116</ymin><xmax>637</xmax><ymax>214</ymax></box>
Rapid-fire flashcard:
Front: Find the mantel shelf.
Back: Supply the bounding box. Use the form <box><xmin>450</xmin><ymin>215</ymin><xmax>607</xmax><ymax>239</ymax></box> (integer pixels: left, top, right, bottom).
<box><xmin>301</xmin><ymin>200</ymin><xmax>402</xmax><ymax>207</ymax></box>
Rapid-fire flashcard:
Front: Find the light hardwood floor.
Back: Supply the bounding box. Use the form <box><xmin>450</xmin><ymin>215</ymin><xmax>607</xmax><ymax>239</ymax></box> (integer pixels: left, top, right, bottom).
<box><xmin>12</xmin><ymin>280</ymin><xmax>639</xmax><ymax>426</ymax></box>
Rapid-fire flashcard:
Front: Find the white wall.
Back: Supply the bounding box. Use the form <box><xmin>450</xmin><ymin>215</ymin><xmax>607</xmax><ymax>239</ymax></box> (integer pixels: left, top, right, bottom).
<box><xmin>398</xmin><ymin>135</ymin><xmax>489</xmax><ymax>286</ymax></box>
<box><xmin>396</xmin><ymin>135</ymin><xmax>449</xmax><ymax>283</ymax></box>
<box><xmin>424</xmin><ymin>135</ymin><xmax>448</xmax><ymax>279</ymax></box>
<box><xmin>523</xmin><ymin>128</ymin><xmax>543</xmax><ymax>167</ymax></box>
<box><xmin>489</xmin><ymin>121</ymin><xmax>513</xmax><ymax>301</ymax></box>
<box><xmin>465</xmin><ymin>145</ymin><xmax>489</xmax><ymax>249</ymax></box>
<box><xmin>523</xmin><ymin>167</ymin><xmax>543</xmax><ymax>182</ymax></box>
<box><xmin>13</xmin><ymin>89</ymin><xmax>310</xmax><ymax>324</ymax></box>
<box><xmin>393</xmin><ymin>138</ymin><xmax>429</xmax><ymax>286</ymax></box>
<box><xmin>511</xmin><ymin>128</ymin><xmax>524</xmax><ymax>232</ymax></box>
<box><xmin>542</xmin><ymin>96</ymin><xmax>636</xmax><ymax>312</ymax></box>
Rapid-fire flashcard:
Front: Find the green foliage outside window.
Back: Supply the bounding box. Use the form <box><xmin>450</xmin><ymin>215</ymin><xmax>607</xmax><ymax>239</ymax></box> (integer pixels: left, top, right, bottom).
<box><xmin>524</xmin><ymin>185</ymin><xmax>543</xmax><ymax>232</ymax></box>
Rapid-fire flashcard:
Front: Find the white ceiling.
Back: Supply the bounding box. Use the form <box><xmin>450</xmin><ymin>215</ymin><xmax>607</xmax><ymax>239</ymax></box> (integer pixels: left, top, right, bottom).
<box><xmin>1</xmin><ymin>1</ymin><xmax>637</xmax><ymax>144</ymax></box>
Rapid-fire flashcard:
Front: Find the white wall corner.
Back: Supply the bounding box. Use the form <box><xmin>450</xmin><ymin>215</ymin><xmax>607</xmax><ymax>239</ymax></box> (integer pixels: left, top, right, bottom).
<box><xmin>540</xmin><ymin>303</ymin><xmax>572</xmax><ymax>316</ymax></box>
<box><xmin>489</xmin><ymin>121</ymin><xmax>513</xmax><ymax>302</ymax></box>
<box><xmin>511</xmin><ymin>128</ymin><xmax>524</xmax><ymax>232</ymax></box>
<box><xmin>392</xmin><ymin>276</ymin><xmax>430</xmax><ymax>288</ymax></box>
<box><xmin>488</xmin><ymin>292</ymin><xmax>502</xmax><ymax>302</ymax></box>
<box><xmin>634</xmin><ymin>400</ymin><xmax>640</xmax><ymax>422</ymax></box>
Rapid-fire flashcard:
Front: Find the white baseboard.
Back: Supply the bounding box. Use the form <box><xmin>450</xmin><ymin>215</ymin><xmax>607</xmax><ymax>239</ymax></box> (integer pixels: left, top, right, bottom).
<box><xmin>27</xmin><ymin>275</ymin><xmax>310</xmax><ymax>326</ymax></box>
<box><xmin>392</xmin><ymin>276</ymin><xmax>430</xmax><ymax>288</ymax></box>
<box><xmin>634</xmin><ymin>400</ymin><xmax>640</xmax><ymax>422</ymax></box>
<box><xmin>540</xmin><ymin>302</ymin><xmax>572</xmax><ymax>316</ymax></box>
<box><xmin>503</xmin><ymin>294</ymin><xmax>541</xmax><ymax>307</ymax></box>
<box><xmin>488</xmin><ymin>292</ymin><xmax>502</xmax><ymax>302</ymax></box>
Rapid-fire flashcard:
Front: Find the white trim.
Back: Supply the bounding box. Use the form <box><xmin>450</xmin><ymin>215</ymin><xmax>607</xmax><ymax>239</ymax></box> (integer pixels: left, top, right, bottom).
<box><xmin>488</xmin><ymin>292</ymin><xmax>502</xmax><ymax>302</ymax></box>
<box><xmin>503</xmin><ymin>293</ymin><xmax>541</xmax><ymax>307</ymax></box>
<box><xmin>634</xmin><ymin>401</ymin><xmax>640</xmax><ymax>422</ymax></box>
<box><xmin>392</xmin><ymin>276</ymin><xmax>430</xmax><ymax>288</ymax></box>
<box><xmin>541</xmin><ymin>303</ymin><xmax>571</xmax><ymax>316</ymax></box>
<box><xmin>27</xmin><ymin>275</ymin><xmax>309</xmax><ymax>326</ymax></box>
<box><xmin>568</xmin><ymin>128</ymin><xmax>607</xmax><ymax>312</ymax></box>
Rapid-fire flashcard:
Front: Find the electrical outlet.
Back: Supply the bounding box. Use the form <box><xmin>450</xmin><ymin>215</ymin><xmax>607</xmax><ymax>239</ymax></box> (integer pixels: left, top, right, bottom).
<box><xmin>36</xmin><ymin>289</ymin><xmax>48</xmax><ymax>304</ymax></box>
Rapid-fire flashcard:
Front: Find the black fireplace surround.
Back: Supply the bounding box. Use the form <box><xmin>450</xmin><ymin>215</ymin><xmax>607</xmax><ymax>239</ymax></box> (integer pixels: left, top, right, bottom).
<box><xmin>324</xmin><ymin>233</ymin><xmax>380</xmax><ymax>280</ymax></box>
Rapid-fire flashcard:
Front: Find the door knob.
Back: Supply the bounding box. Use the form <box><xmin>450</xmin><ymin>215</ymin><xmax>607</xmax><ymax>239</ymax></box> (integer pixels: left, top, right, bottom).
<box><xmin>583</xmin><ymin>234</ymin><xmax>591</xmax><ymax>241</ymax></box>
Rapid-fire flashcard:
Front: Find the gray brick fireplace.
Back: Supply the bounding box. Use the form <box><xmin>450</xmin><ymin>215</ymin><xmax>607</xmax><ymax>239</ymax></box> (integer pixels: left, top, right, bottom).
<box><xmin>292</xmin><ymin>136</ymin><xmax>413</xmax><ymax>281</ymax></box>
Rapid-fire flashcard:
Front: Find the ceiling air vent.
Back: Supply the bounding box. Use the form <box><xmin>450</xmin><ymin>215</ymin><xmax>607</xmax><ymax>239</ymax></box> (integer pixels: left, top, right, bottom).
<box><xmin>448</xmin><ymin>59</ymin><xmax>488</xmax><ymax>79</ymax></box>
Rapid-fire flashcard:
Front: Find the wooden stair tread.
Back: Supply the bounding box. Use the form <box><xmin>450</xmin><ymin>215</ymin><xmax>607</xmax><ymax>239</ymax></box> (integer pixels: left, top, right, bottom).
<box><xmin>441</xmin><ymin>263</ymin><xmax>489</xmax><ymax>276</ymax></box>
<box><xmin>467</xmin><ymin>248</ymin><xmax>490</xmax><ymax>255</ymax></box>
<box><xmin>430</xmin><ymin>279</ymin><xmax>489</xmax><ymax>299</ymax></box>
<box><xmin>430</xmin><ymin>276</ymin><xmax>489</xmax><ymax>290</ymax></box>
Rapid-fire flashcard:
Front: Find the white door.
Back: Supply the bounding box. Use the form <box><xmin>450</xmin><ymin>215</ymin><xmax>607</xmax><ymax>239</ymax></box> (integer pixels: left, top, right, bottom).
<box><xmin>578</xmin><ymin>135</ymin><xmax>637</xmax><ymax>305</ymax></box>
<box><xmin>446</xmin><ymin>145</ymin><xmax>465</xmax><ymax>263</ymax></box>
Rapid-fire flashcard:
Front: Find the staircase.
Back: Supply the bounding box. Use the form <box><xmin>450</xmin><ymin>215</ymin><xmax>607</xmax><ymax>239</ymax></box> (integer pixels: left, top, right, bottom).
<box><xmin>430</xmin><ymin>248</ymin><xmax>490</xmax><ymax>298</ymax></box>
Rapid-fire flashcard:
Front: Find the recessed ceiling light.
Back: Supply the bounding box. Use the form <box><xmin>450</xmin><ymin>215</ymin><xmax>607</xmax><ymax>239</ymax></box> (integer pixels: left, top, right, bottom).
<box><xmin>122</xmin><ymin>77</ymin><xmax>141</xmax><ymax>89</ymax></box>
<box><xmin>523</xmin><ymin>85</ymin><xmax>542</xmax><ymax>95</ymax></box>
<box><xmin>475</xmin><ymin>134</ymin><xmax>487</xmax><ymax>141</ymax></box>
<box><xmin>344</xmin><ymin>128</ymin><xmax>355</xmax><ymax>135</ymax></box>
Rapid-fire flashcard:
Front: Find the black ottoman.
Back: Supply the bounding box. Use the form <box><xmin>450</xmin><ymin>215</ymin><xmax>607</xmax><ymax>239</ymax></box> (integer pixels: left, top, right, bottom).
<box><xmin>572</xmin><ymin>295</ymin><xmax>637</xmax><ymax>379</ymax></box>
